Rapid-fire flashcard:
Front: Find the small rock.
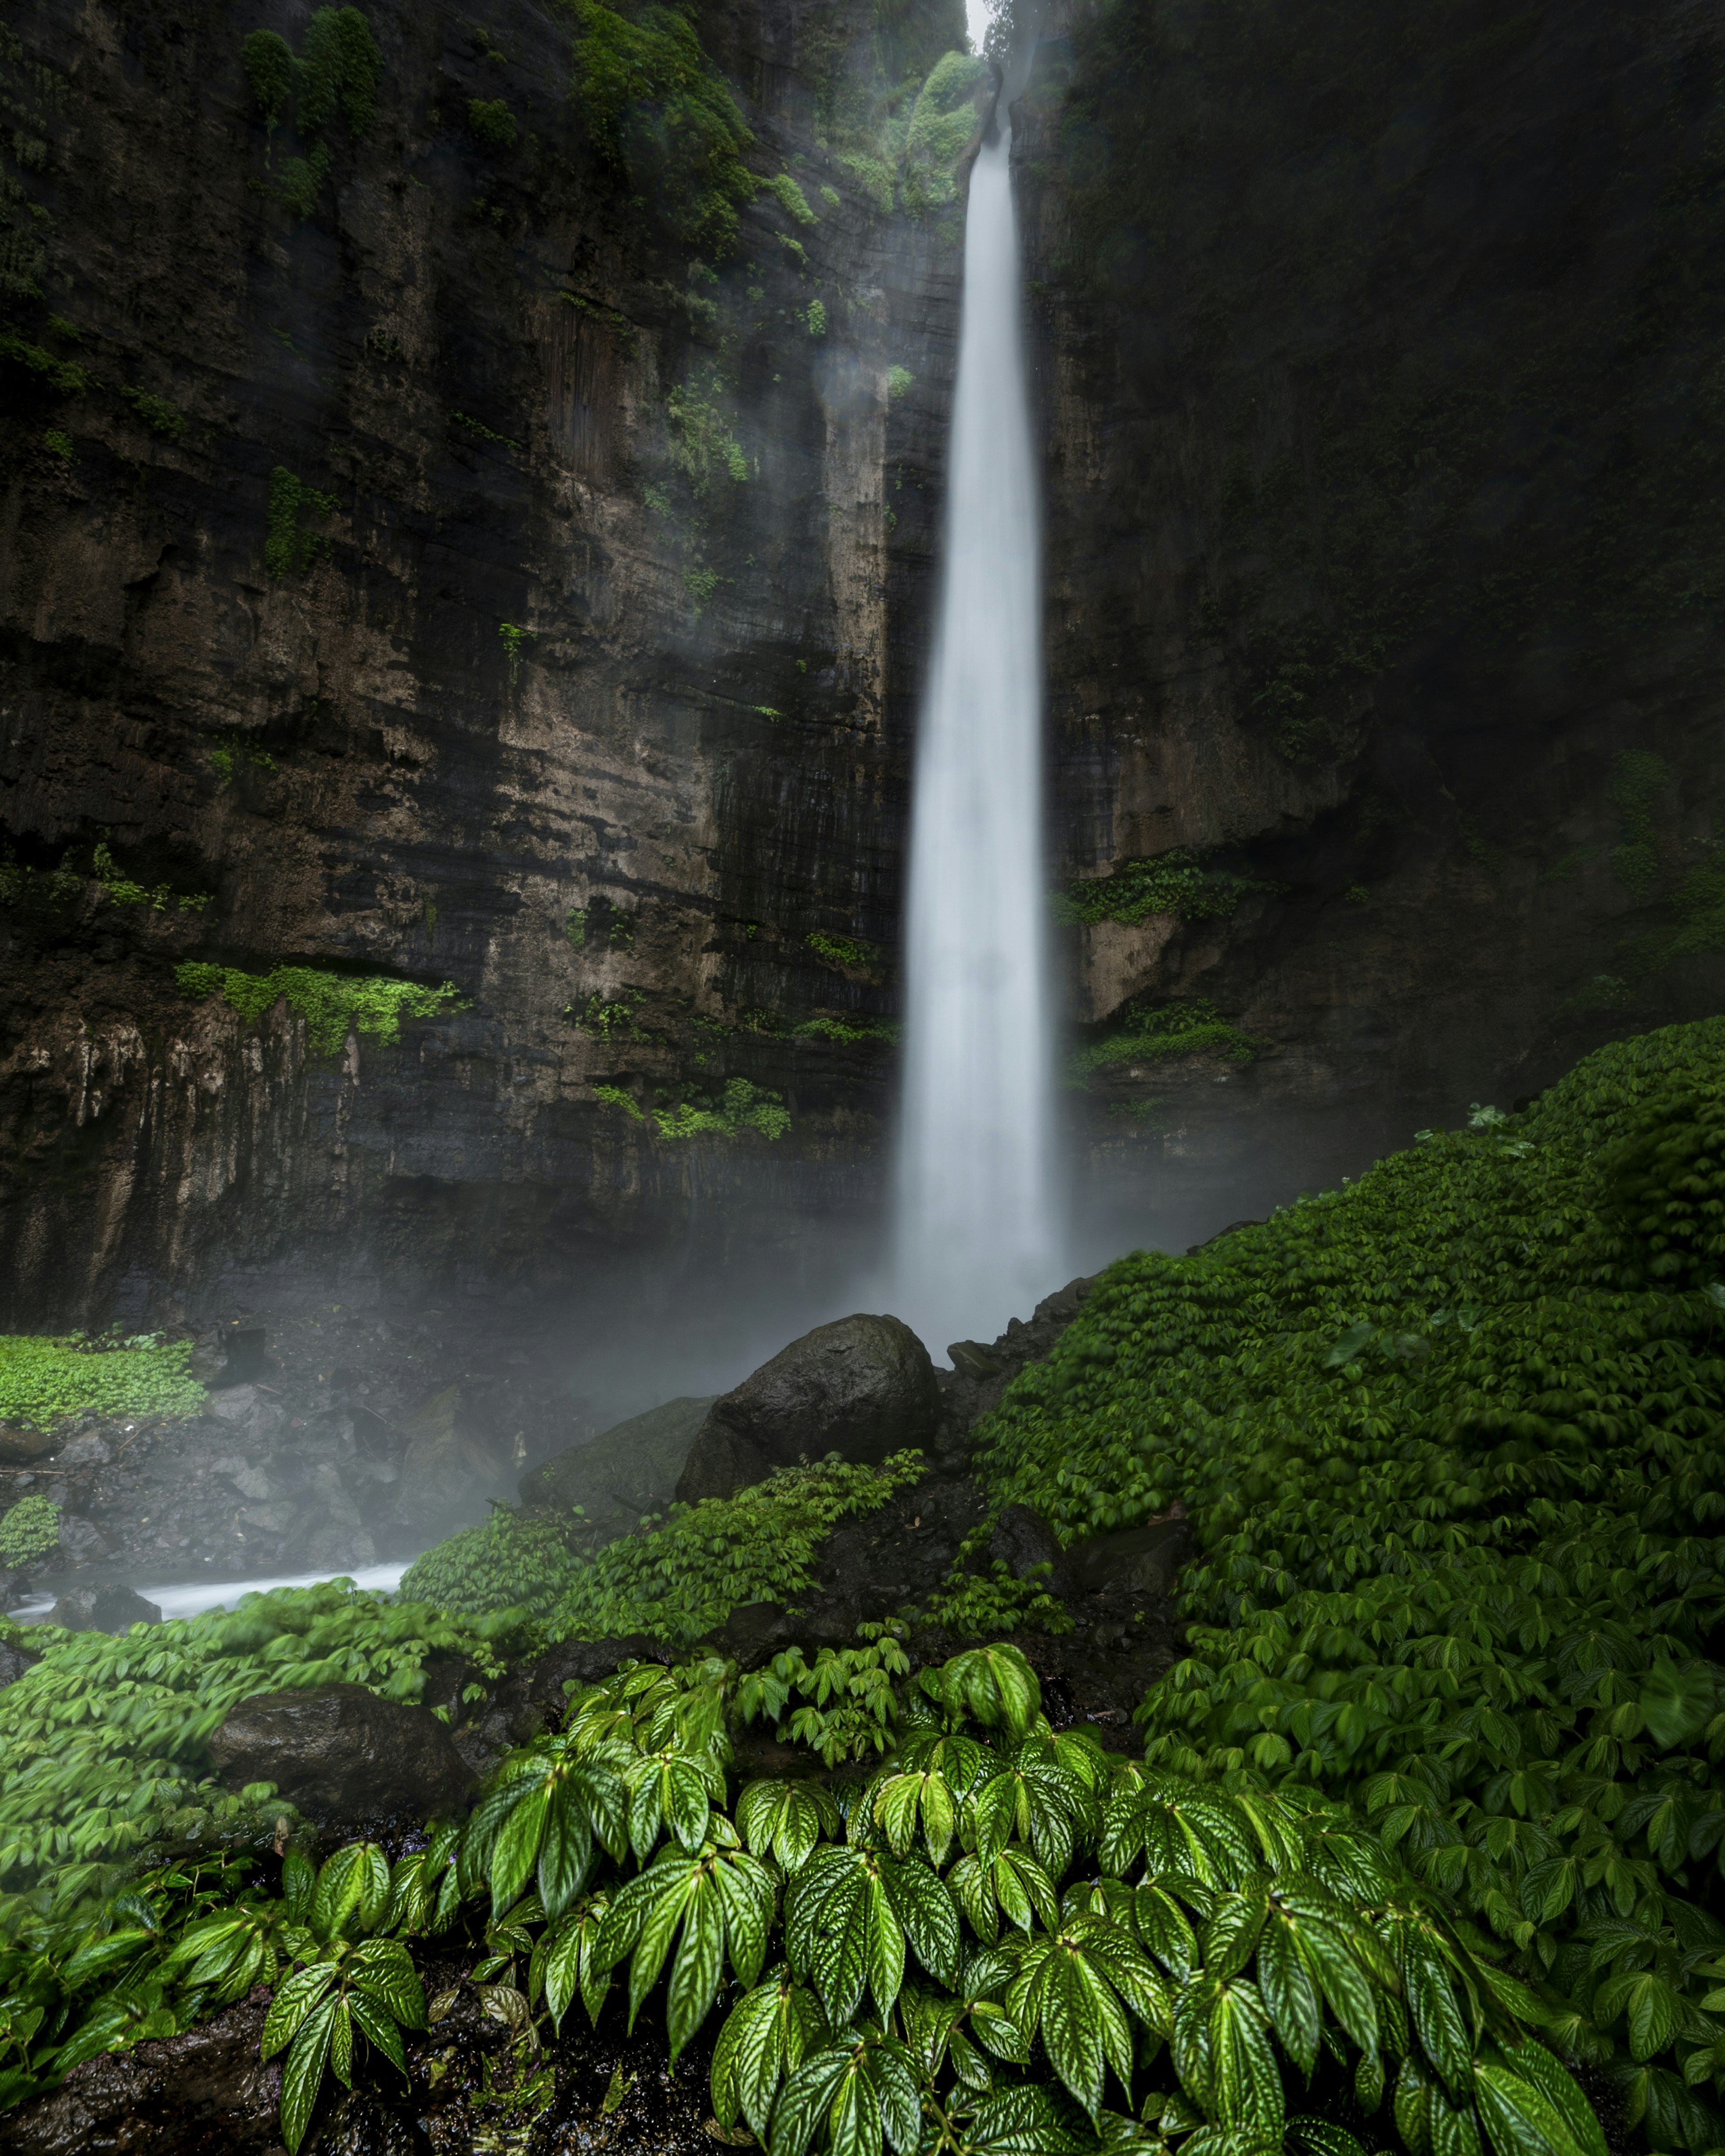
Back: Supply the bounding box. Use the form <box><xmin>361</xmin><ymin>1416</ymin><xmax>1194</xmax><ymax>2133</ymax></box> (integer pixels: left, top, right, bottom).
<box><xmin>48</xmin><ymin>1583</ymin><xmax>163</xmax><ymax>1633</ymax></box>
<box><xmin>988</xmin><ymin>1503</ymin><xmax>1074</xmax><ymax>1595</ymax></box>
<box><xmin>947</xmin><ymin>1341</ymin><xmax>1001</xmax><ymax>1381</ymax></box>
<box><xmin>676</xmin><ymin>1313</ymin><xmax>940</xmax><ymax>1504</ymax></box>
<box><xmin>50</xmin><ymin>1431</ymin><xmax>111</xmax><ymax>1469</ymax></box>
<box><xmin>1066</xmin><ymin>1515</ymin><xmax>1194</xmax><ymax>1598</ymax></box>
<box><xmin>54</xmin><ymin>1514</ymin><xmax>111</xmax><ymax>1567</ymax></box>
<box><xmin>208</xmin><ymin>1683</ymin><xmax>476</xmax><ymax>1820</ymax></box>
<box><xmin>0</xmin><ymin>1428</ymin><xmax>57</xmax><ymax>1465</ymax></box>
<box><xmin>0</xmin><ymin>1640</ymin><xmax>38</xmax><ymax>1687</ymax></box>
<box><xmin>209</xmin><ymin>1385</ymin><xmax>259</xmax><ymax>1424</ymax></box>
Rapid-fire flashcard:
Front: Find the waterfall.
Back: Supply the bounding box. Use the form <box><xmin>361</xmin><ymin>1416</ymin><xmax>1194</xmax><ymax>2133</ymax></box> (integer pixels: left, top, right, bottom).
<box><xmin>892</xmin><ymin>110</ymin><xmax>1062</xmax><ymax>1358</ymax></box>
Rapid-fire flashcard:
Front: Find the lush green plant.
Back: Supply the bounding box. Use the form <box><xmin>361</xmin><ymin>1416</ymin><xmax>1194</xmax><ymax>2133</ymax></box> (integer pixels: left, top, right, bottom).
<box><xmin>0</xmin><ymin>1585</ymin><xmax>532</xmax><ymax>1897</ymax></box>
<box><xmin>1051</xmin><ymin>850</ymin><xmax>1271</xmax><ymax>930</ymax></box>
<box><xmin>592</xmin><ymin>1083</ymin><xmax>645</xmax><ymax>1121</ymax></box>
<box><xmin>570</xmin><ymin>989</ymin><xmax>646</xmax><ymax>1041</ymax></box>
<box><xmin>839</xmin><ymin>152</ymin><xmax>894</xmax><ymax>213</ymax></box>
<box><xmin>207</xmin><ymin>735</ymin><xmax>276</xmax><ymax>784</ymax></box>
<box><xmin>90</xmin><ymin>842</ymin><xmax>210</xmax><ymax>913</ymax></box>
<box><xmin>468</xmin><ymin>96</ymin><xmax>517</xmax><ymax>148</ymax></box>
<box><xmin>667</xmin><ymin>376</ymin><xmax>748</xmax><ymax>494</ymax></box>
<box><xmin>806</xmin><ymin>298</ymin><xmax>827</xmax><ymax>335</ymax></box>
<box><xmin>546</xmin><ymin>1454</ymin><xmax>925</xmax><ymax>1647</ymax></box>
<box><xmin>175</xmin><ymin>962</ymin><xmax>466</xmax><ymax>1056</ymax></box>
<box><xmin>296</xmin><ymin>6</ymin><xmax>381</xmax><ymax>134</ymax></box>
<box><xmin>899</xmin><ymin>51</ymin><xmax>986</xmax><ymax>215</ymax></box>
<box><xmin>42</xmin><ymin>428</ymin><xmax>71</xmax><ymax>461</ymax></box>
<box><xmin>1070</xmin><ymin>998</ymin><xmax>1262</xmax><ymax>1083</ymax></box>
<box><xmin>0</xmin><ymin>1497</ymin><xmax>59</xmax><ymax>1566</ymax></box>
<box><xmin>120</xmin><ymin>387</ymin><xmax>186</xmax><ymax>440</ymax></box>
<box><xmin>886</xmin><ymin>364</ymin><xmax>914</xmax><ymax>398</ymax></box>
<box><xmin>653</xmin><ymin>1077</ymin><xmax>790</xmax><ymax>1142</ymax></box>
<box><xmin>400</xmin><ymin>1509</ymin><xmax>585</xmax><ymax>1619</ymax></box>
<box><xmin>570</xmin><ymin>0</ymin><xmax>756</xmax><ymax>255</ymax></box>
<box><xmin>0</xmin><ymin>1334</ymin><xmax>203</xmax><ymax>1427</ymax></box>
<box><xmin>499</xmin><ymin>620</ymin><xmax>535</xmax><ymax>682</ymax></box>
<box><xmin>243</xmin><ymin>27</ymin><xmax>295</xmax><ymax>131</ymax></box>
<box><xmin>0</xmin><ymin>330</ymin><xmax>88</xmax><ymax>395</ymax></box>
<box><xmin>974</xmin><ymin>1015</ymin><xmax>1725</xmax><ymax>2147</ymax></box>
<box><xmin>264</xmin><ymin>466</ymin><xmax>339</xmax><ymax>577</ymax></box>
<box><xmin>807</xmin><ymin>930</ymin><xmax>877</xmax><ymax>970</ymax></box>
<box><xmin>770</xmin><ymin>172</ymin><xmax>818</xmax><ymax>225</ymax></box>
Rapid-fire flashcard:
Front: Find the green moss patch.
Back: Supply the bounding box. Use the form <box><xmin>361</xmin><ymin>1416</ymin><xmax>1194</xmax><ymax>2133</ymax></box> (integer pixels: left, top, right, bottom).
<box><xmin>0</xmin><ymin>1336</ymin><xmax>203</xmax><ymax>1428</ymax></box>
<box><xmin>175</xmin><ymin>963</ymin><xmax>467</xmax><ymax>1056</ymax></box>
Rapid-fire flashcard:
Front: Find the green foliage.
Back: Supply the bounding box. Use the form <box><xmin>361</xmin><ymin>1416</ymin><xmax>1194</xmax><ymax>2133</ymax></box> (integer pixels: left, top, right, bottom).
<box><xmin>652</xmin><ymin>1077</ymin><xmax>790</xmax><ymax>1142</ymax></box>
<box><xmin>564</xmin><ymin>907</ymin><xmax>588</xmax><ymax>948</ymax></box>
<box><xmin>974</xmin><ymin>1016</ymin><xmax>1725</xmax><ymax>2140</ymax></box>
<box><xmin>1052</xmin><ymin>850</ymin><xmax>1271</xmax><ymax>930</ymax></box>
<box><xmin>807</xmin><ymin>930</ymin><xmax>877</xmax><ymax>970</ymax></box>
<box><xmin>1608</xmin><ymin>751</ymin><xmax>1672</xmax><ymax>901</ymax></box>
<box><xmin>0</xmin><ymin>1334</ymin><xmax>203</xmax><ymax>1428</ymax></box>
<box><xmin>242</xmin><ymin>28</ymin><xmax>295</xmax><ymax>130</ymax></box>
<box><xmin>41</xmin><ymin>427</ymin><xmax>71</xmax><ymax>461</ymax></box>
<box><xmin>806</xmin><ymin>299</ymin><xmax>827</xmax><ymax>335</ymax></box>
<box><xmin>468</xmin><ymin>96</ymin><xmax>517</xmax><ymax>149</ymax></box>
<box><xmin>547</xmin><ymin>1454</ymin><xmax>925</xmax><ymax>1647</ymax></box>
<box><xmin>770</xmin><ymin>172</ymin><xmax>818</xmax><ymax>225</ymax></box>
<box><xmin>839</xmin><ymin>152</ymin><xmax>894</xmax><ymax>214</ymax></box>
<box><xmin>207</xmin><ymin>734</ymin><xmax>275</xmax><ymax>784</ymax></box>
<box><xmin>1070</xmin><ymin>998</ymin><xmax>1262</xmax><ymax>1083</ymax></box>
<box><xmin>886</xmin><ymin>364</ymin><xmax>914</xmax><ymax>398</ymax></box>
<box><xmin>571</xmin><ymin>0</ymin><xmax>756</xmax><ymax>255</ymax></box>
<box><xmin>666</xmin><ymin>376</ymin><xmax>748</xmax><ymax>495</ymax></box>
<box><xmin>0</xmin><ymin>1497</ymin><xmax>59</xmax><ymax>1566</ymax></box>
<box><xmin>570</xmin><ymin>990</ymin><xmax>645</xmax><ymax>1041</ymax></box>
<box><xmin>0</xmin><ymin>329</ymin><xmax>88</xmax><ymax>395</ymax></box>
<box><xmin>295</xmin><ymin>7</ymin><xmax>383</xmax><ymax>137</ymax></box>
<box><xmin>120</xmin><ymin>387</ymin><xmax>186</xmax><ymax>440</ymax></box>
<box><xmin>900</xmin><ymin>51</ymin><xmax>985</xmax><ymax>216</ymax></box>
<box><xmin>264</xmin><ymin>466</ymin><xmax>339</xmax><ymax>578</ymax></box>
<box><xmin>0</xmin><ymin>1585</ymin><xmax>532</xmax><ymax>1897</ymax></box>
<box><xmin>736</xmin><ymin>1633</ymin><xmax>913</xmax><ymax>1767</ymax></box>
<box><xmin>0</xmin><ymin>849</ymin><xmax>83</xmax><ymax>910</ymax></box>
<box><xmin>400</xmin><ymin>1509</ymin><xmax>584</xmax><ymax>1619</ymax></box>
<box><xmin>592</xmin><ymin>1083</ymin><xmax>645</xmax><ymax>1121</ymax></box>
<box><xmin>88</xmin><ymin>842</ymin><xmax>210</xmax><ymax>913</ymax></box>
<box><xmin>174</xmin><ymin>962</ymin><xmax>468</xmax><ymax>1056</ymax></box>
<box><xmin>272</xmin><ymin>141</ymin><xmax>332</xmax><ymax>216</ymax></box>
<box><xmin>499</xmin><ymin>620</ymin><xmax>536</xmax><ymax>683</ymax></box>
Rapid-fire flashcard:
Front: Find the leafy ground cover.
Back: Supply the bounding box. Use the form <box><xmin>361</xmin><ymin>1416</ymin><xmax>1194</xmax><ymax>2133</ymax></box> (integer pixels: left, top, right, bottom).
<box><xmin>0</xmin><ymin>1643</ymin><xmax>1601</xmax><ymax>2156</ymax></box>
<box><xmin>0</xmin><ymin>1334</ymin><xmax>204</xmax><ymax>1428</ymax></box>
<box><xmin>975</xmin><ymin>1016</ymin><xmax>1725</xmax><ymax>2148</ymax></box>
<box><xmin>175</xmin><ymin>963</ymin><xmax>467</xmax><ymax>1055</ymax></box>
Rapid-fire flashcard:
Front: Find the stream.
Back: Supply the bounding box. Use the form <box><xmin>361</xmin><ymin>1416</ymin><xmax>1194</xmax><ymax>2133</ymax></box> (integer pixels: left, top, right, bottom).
<box><xmin>8</xmin><ymin>1558</ymin><xmax>416</xmax><ymax>1626</ymax></box>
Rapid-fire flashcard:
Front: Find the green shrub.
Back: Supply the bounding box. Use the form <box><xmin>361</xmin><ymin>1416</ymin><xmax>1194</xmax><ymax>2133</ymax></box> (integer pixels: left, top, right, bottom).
<box><xmin>768</xmin><ymin>171</ymin><xmax>817</xmax><ymax>225</ymax></box>
<box><xmin>121</xmin><ymin>388</ymin><xmax>186</xmax><ymax>440</ymax></box>
<box><xmin>547</xmin><ymin>1453</ymin><xmax>924</xmax><ymax>1645</ymax></box>
<box><xmin>0</xmin><ymin>1336</ymin><xmax>203</xmax><ymax>1427</ymax></box>
<box><xmin>263</xmin><ymin>466</ymin><xmax>339</xmax><ymax>578</ymax></box>
<box><xmin>0</xmin><ymin>329</ymin><xmax>88</xmax><ymax>396</ymax></box>
<box><xmin>0</xmin><ymin>1497</ymin><xmax>59</xmax><ymax>1565</ymax></box>
<box><xmin>805</xmin><ymin>928</ymin><xmax>876</xmax><ymax>969</ymax></box>
<box><xmin>973</xmin><ymin>1015</ymin><xmax>1725</xmax><ymax>2144</ymax></box>
<box><xmin>838</xmin><ymin>150</ymin><xmax>894</xmax><ymax>213</ymax></box>
<box><xmin>468</xmin><ymin>95</ymin><xmax>517</xmax><ymax>148</ymax></box>
<box><xmin>42</xmin><ymin>428</ymin><xmax>72</xmax><ymax>461</ymax></box>
<box><xmin>174</xmin><ymin>962</ymin><xmax>467</xmax><ymax>1055</ymax></box>
<box><xmin>571</xmin><ymin>0</ymin><xmax>755</xmax><ymax>254</ymax></box>
<box><xmin>1051</xmin><ymin>848</ymin><xmax>1270</xmax><ymax>928</ymax></box>
<box><xmin>653</xmin><ymin>1077</ymin><xmax>789</xmax><ymax>1142</ymax></box>
<box><xmin>666</xmin><ymin>376</ymin><xmax>748</xmax><ymax>494</ymax></box>
<box><xmin>242</xmin><ymin>27</ymin><xmax>295</xmax><ymax>130</ymax></box>
<box><xmin>295</xmin><ymin>5</ymin><xmax>382</xmax><ymax>136</ymax></box>
<box><xmin>1070</xmin><ymin>997</ymin><xmax>1261</xmax><ymax>1081</ymax></box>
<box><xmin>886</xmin><ymin>362</ymin><xmax>914</xmax><ymax>398</ymax></box>
<box><xmin>399</xmin><ymin>1508</ymin><xmax>584</xmax><ymax>1617</ymax></box>
<box><xmin>899</xmin><ymin>50</ymin><xmax>985</xmax><ymax>215</ymax></box>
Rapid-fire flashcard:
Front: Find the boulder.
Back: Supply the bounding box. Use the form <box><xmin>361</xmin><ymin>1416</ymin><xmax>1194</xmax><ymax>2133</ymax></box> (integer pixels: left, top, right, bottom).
<box><xmin>0</xmin><ymin>1640</ymin><xmax>37</xmax><ymax>1687</ymax></box>
<box><xmin>0</xmin><ymin>1991</ymin><xmax>280</xmax><ymax>2154</ymax></box>
<box><xmin>208</xmin><ymin>1683</ymin><xmax>475</xmax><ymax>1820</ymax></box>
<box><xmin>675</xmin><ymin>1314</ymin><xmax>939</xmax><ymax>1504</ymax></box>
<box><xmin>48</xmin><ymin>1582</ymin><xmax>162</xmax><ymax>1632</ymax></box>
<box><xmin>394</xmin><ymin>1385</ymin><xmax>507</xmax><ymax>1534</ymax></box>
<box><xmin>1066</xmin><ymin>1515</ymin><xmax>1194</xmax><ymax>1599</ymax></box>
<box><xmin>53</xmin><ymin>1514</ymin><xmax>111</xmax><ymax>1567</ymax></box>
<box><xmin>989</xmin><ymin>1504</ymin><xmax>1075</xmax><ymax>1596</ymax></box>
<box><xmin>50</xmin><ymin>1431</ymin><xmax>111</xmax><ymax>1469</ymax></box>
<box><xmin>519</xmin><ymin>1396</ymin><xmax>716</xmax><ymax>1537</ymax></box>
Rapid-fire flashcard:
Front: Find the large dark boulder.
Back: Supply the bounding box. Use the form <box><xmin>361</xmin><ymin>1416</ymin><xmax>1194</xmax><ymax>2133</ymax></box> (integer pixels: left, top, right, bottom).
<box><xmin>47</xmin><ymin>1583</ymin><xmax>162</xmax><ymax>1633</ymax></box>
<box><xmin>675</xmin><ymin>1314</ymin><xmax>939</xmax><ymax>1505</ymax></box>
<box><xmin>207</xmin><ymin>1684</ymin><xmax>475</xmax><ymax>1820</ymax></box>
<box><xmin>1066</xmin><ymin>1515</ymin><xmax>1194</xmax><ymax>1599</ymax></box>
<box><xmin>519</xmin><ymin>1396</ymin><xmax>715</xmax><ymax>1538</ymax></box>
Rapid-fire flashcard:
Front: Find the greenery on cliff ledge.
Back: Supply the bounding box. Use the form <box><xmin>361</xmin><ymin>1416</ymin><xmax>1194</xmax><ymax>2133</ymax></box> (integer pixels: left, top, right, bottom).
<box><xmin>175</xmin><ymin>963</ymin><xmax>468</xmax><ymax>1056</ymax></box>
<box><xmin>975</xmin><ymin>1016</ymin><xmax>1725</xmax><ymax>2148</ymax></box>
<box><xmin>0</xmin><ymin>1334</ymin><xmax>204</xmax><ymax>1429</ymax></box>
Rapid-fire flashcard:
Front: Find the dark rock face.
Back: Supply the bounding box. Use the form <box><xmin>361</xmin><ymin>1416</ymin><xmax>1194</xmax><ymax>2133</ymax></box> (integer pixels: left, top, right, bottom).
<box><xmin>45</xmin><ymin>1583</ymin><xmax>162</xmax><ymax>1633</ymax></box>
<box><xmin>0</xmin><ymin>1991</ymin><xmax>280</xmax><ymax>2154</ymax></box>
<box><xmin>520</xmin><ymin>1397</ymin><xmax>715</xmax><ymax>1538</ymax></box>
<box><xmin>989</xmin><ymin>1504</ymin><xmax>1074</xmax><ymax>1596</ymax></box>
<box><xmin>207</xmin><ymin>1684</ymin><xmax>475</xmax><ymax>1821</ymax></box>
<box><xmin>1067</xmin><ymin>1517</ymin><xmax>1195</xmax><ymax>1601</ymax></box>
<box><xmin>0</xmin><ymin>1642</ymin><xmax>37</xmax><ymax>1688</ymax></box>
<box><xmin>676</xmin><ymin>1313</ymin><xmax>942</xmax><ymax>1503</ymax></box>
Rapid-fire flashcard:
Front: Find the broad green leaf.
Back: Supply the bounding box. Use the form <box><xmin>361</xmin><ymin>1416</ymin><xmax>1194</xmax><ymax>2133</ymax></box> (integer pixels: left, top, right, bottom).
<box><xmin>1472</xmin><ymin>2063</ymin><xmax>1595</xmax><ymax>2156</ymax></box>
<box><xmin>1496</xmin><ymin>2043</ymin><xmax>1608</xmax><ymax>2156</ymax></box>
<box><xmin>941</xmin><ymin>1645</ymin><xmax>1043</xmax><ymax>1740</ymax></box>
<box><xmin>350</xmin><ymin>1938</ymin><xmax>426</xmax><ymax>2028</ymax></box>
<box><xmin>666</xmin><ymin>1871</ymin><xmax>724</xmax><ymax>2061</ymax></box>
<box><xmin>537</xmin><ymin>1780</ymin><xmax>595</xmax><ymax>1921</ymax></box>
<box><xmin>740</xmin><ymin>1779</ymin><xmax>841</xmax><ymax>1872</ymax></box>
<box><xmin>310</xmin><ymin>1842</ymin><xmax>389</xmax><ymax>1942</ymax></box>
<box><xmin>1256</xmin><ymin>1912</ymin><xmax>1321</xmax><ymax>2075</ymax></box>
<box><xmin>1397</xmin><ymin>1927</ymin><xmax>1473</xmax><ymax>2096</ymax></box>
<box><xmin>711</xmin><ymin>1970</ymin><xmax>827</xmax><ymax>2138</ymax></box>
<box><xmin>261</xmin><ymin>1962</ymin><xmax>338</xmax><ymax>2059</ymax></box>
<box><xmin>279</xmin><ymin>1993</ymin><xmax>337</xmax><ymax>2155</ymax></box>
<box><xmin>347</xmin><ymin>1985</ymin><xmax>407</xmax><ymax>2076</ymax></box>
<box><xmin>1638</xmin><ymin>1660</ymin><xmax>1713</xmax><ymax>1750</ymax></box>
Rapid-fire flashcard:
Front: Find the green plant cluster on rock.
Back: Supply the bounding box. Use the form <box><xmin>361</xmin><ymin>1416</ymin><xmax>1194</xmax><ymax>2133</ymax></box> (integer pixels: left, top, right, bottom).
<box><xmin>243</xmin><ymin>7</ymin><xmax>380</xmax><ymax>215</ymax></box>
<box><xmin>569</xmin><ymin>0</ymin><xmax>755</xmax><ymax>255</ymax></box>
<box><xmin>1070</xmin><ymin>998</ymin><xmax>1262</xmax><ymax>1084</ymax></box>
<box><xmin>400</xmin><ymin>1507</ymin><xmax>586</xmax><ymax>1619</ymax></box>
<box><xmin>1052</xmin><ymin>850</ymin><xmax>1273</xmax><ymax>930</ymax></box>
<box><xmin>175</xmin><ymin>962</ymin><xmax>467</xmax><ymax>1056</ymax></box>
<box><xmin>0</xmin><ymin>1334</ymin><xmax>203</xmax><ymax>1427</ymax></box>
<box><xmin>0</xmin><ymin>1640</ymin><xmax>1606</xmax><ymax>2156</ymax></box>
<box><xmin>973</xmin><ymin>1016</ymin><xmax>1725</xmax><ymax>2147</ymax></box>
<box><xmin>0</xmin><ymin>1496</ymin><xmax>59</xmax><ymax>1566</ymax></box>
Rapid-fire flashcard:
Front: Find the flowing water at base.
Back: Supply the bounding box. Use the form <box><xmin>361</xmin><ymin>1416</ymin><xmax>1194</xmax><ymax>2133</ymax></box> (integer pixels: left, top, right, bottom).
<box><xmin>8</xmin><ymin>1558</ymin><xmax>416</xmax><ymax>1626</ymax></box>
<box><xmin>892</xmin><ymin>119</ymin><xmax>1064</xmax><ymax>1356</ymax></box>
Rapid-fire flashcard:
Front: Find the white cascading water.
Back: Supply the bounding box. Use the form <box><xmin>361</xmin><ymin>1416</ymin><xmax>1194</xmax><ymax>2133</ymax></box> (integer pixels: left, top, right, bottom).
<box><xmin>892</xmin><ymin>110</ymin><xmax>1062</xmax><ymax>1357</ymax></box>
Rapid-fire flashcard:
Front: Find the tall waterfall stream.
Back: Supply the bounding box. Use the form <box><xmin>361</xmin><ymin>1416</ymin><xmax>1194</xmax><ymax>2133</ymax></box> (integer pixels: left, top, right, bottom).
<box><xmin>893</xmin><ymin>111</ymin><xmax>1063</xmax><ymax>1357</ymax></box>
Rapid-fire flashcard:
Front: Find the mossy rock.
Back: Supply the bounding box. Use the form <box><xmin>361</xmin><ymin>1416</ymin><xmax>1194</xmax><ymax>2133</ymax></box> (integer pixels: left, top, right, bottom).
<box><xmin>518</xmin><ymin>1394</ymin><xmax>715</xmax><ymax>1539</ymax></box>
